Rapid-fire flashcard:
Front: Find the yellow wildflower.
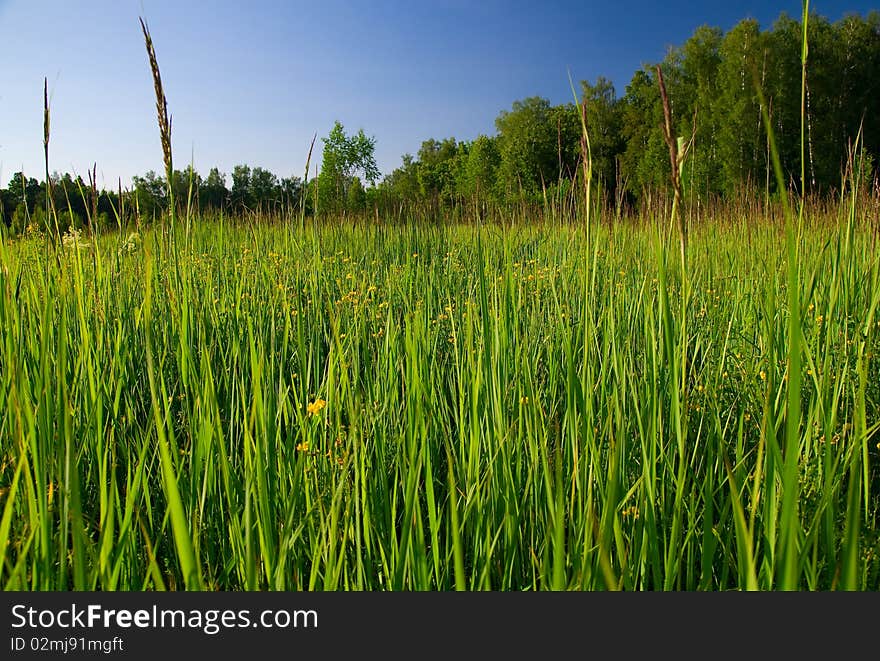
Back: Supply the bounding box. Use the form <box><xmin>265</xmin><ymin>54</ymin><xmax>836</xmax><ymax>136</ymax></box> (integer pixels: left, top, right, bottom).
<box><xmin>307</xmin><ymin>398</ymin><xmax>326</xmax><ymax>416</ymax></box>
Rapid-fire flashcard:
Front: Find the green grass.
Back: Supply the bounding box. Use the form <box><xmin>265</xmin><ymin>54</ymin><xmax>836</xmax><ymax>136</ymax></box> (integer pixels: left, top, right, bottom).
<box><xmin>0</xmin><ymin>209</ymin><xmax>878</xmax><ymax>590</ymax></box>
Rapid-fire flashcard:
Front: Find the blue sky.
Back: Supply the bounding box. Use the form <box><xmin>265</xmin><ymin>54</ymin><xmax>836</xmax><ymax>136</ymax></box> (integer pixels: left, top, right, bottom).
<box><xmin>0</xmin><ymin>0</ymin><xmax>876</xmax><ymax>189</ymax></box>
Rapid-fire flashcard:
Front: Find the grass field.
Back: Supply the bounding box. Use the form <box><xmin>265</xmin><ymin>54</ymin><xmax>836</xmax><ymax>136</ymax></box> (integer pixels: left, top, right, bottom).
<box><xmin>1</xmin><ymin>204</ymin><xmax>878</xmax><ymax>590</ymax></box>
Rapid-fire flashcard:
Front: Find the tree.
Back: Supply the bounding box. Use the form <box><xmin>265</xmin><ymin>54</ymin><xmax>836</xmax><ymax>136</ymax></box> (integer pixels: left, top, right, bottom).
<box><xmin>461</xmin><ymin>135</ymin><xmax>500</xmax><ymax>201</ymax></box>
<box><xmin>279</xmin><ymin>176</ymin><xmax>304</xmax><ymax>214</ymax></box>
<box><xmin>231</xmin><ymin>165</ymin><xmax>252</xmax><ymax>211</ymax></box>
<box><xmin>7</xmin><ymin>173</ymin><xmax>41</xmax><ymax>212</ymax></box>
<box><xmin>714</xmin><ymin>19</ymin><xmax>768</xmax><ymax>194</ymax></box>
<box><xmin>346</xmin><ymin>176</ymin><xmax>367</xmax><ymax>211</ymax></box>
<box><xmin>169</xmin><ymin>167</ymin><xmax>202</xmax><ymax>213</ymax></box>
<box><xmin>377</xmin><ymin>153</ymin><xmax>420</xmax><ymax>213</ymax></box>
<box><xmin>678</xmin><ymin>25</ymin><xmax>723</xmax><ymax>198</ymax></box>
<box><xmin>765</xmin><ymin>13</ymin><xmax>804</xmax><ymax>191</ymax></box>
<box><xmin>620</xmin><ymin>68</ymin><xmax>668</xmax><ymax>195</ymax></box>
<box><xmin>132</xmin><ymin>170</ymin><xmax>166</xmax><ymax>219</ymax></box>
<box><xmin>495</xmin><ymin>97</ymin><xmax>558</xmax><ymax>199</ymax></box>
<box><xmin>835</xmin><ymin>12</ymin><xmax>880</xmax><ymax>176</ymax></box>
<box><xmin>579</xmin><ymin>78</ymin><xmax>624</xmax><ymax>197</ymax></box>
<box><xmin>317</xmin><ymin>120</ymin><xmax>379</xmax><ymax>214</ymax></box>
<box><xmin>250</xmin><ymin>167</ymin><xmax>279</xmax><ymax>210</ymax></box>
<box><xmin>202</xmin><ymin>167</ymin><xmax>229</xmax><ymax>210</ymax></box>
<box><xmin>801</xmin><ymin>15</ymin><xmax>840</xmax><ymax>191</ymax></box>
<box><xmin>416</xmin><ymin>137</ymin><xmax>460</xmax><ymax>205</ymax></box>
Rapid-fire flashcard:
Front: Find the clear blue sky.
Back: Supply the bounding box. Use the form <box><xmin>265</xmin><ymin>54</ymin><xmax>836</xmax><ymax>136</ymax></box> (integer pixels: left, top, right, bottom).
<box><xmin>0</xmin><ymin>0</ymin><xmax>875</xmax><ymax>189</ymax></box>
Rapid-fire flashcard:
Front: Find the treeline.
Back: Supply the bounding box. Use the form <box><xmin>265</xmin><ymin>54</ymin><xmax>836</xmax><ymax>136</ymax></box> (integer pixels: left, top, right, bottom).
<box><xmin>2</xmin><ymin>11</ymin><xmax>878</xmax><ymax>235</ymax></box>
<box><xmin>132</xmin><ymin>166</ymin><xmax>305</xmax><ymax>218</ymax></box>
<box><xmin>374</xmin><ymin>11</ymin><xmax>880</xmax><ymax>214</ymax></box>
<box><xmin>0</xmin><ymin>171</ymin><xmax>123</xmax><ymax>236</ymax></box>
<box><xmin>0</xmin><ymin>165</ymin><xmax>307</xmax><ymax>235</ymax></box>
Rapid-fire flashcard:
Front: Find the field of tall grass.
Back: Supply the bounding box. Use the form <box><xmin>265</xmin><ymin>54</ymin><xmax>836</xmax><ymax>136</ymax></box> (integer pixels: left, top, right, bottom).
<box><xmin>1</xmin><ymin>201</ymin><xmax>878</xmax><ymax>590</ymax></box>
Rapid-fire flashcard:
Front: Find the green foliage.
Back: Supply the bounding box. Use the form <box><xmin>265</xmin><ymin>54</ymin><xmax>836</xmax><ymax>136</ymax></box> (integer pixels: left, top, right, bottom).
<box><xmin>714</xmin><ymin>19</ymin><xmax>768</xmax><ymax>193</ymax></box>
<box><xmin>11</xmin><ymin>202</ymin><xmax>30</xmax><ymax>235</ymax></box>
<box><xmin>495</xmin><ymin>96</ymin><xmax>560</xmax><ymax>199</ymax></box>
<box><xmin>231</xmin><ymin>164</ymin><xmax>252</xmax><ymax>210</ymax></box>
<box><xmin>619</xmin><ymin>68</ymin><xmax>668</xmax><ymax>194</ymax></box>
<box><xmin>317</xmin><ymin>120</ymin><xmax>379</xmax><ymax>214</ymax></box>
<box><xmin>133</xmin><ymin>170</ymin><xmax>167</xmax><ymax>219</ymax></box>
<box><xmin>229</xmin><ymin>164</ymin><xmax>296</xmax><ymax>214</ymax></box>
<box><xmin>346</xmin><ymin>176</ymin><xmax>366</xmax><ymax>211</ymax></box>
<box><xmin>201</xmin><ymin>167</ymin><xmax>229</xmax><ymax>209</ymax></box>
<box><xmin>580</xmin><ymin>77</ymin><xmax>624</xmax><ymax>192</ymax></box>
<box><xmin>679</xmin><ymin>26</ymin><xmax>724</xmax><ymax>197</ymax></box>
<box><xmin>6</xmin><ymin>173</ymin><xmax>41</xmax><ymax>216</ymax></box>
<box><xmin>57</xmin><ymin>208</ymin><xmax>82</xmax><ymax>233</ymax></box>
<box><xmin>416</xmin><ymin>137</ymin><xmax>460</xmax><ymax>203</ymax></box>
<box><xmin>462</xmin><ymin>135</ymin><xmax>501</xmax><ymax>200</ymax></box>
<box><xmin>249</xmin><ymin>167</ymin><xmax>280</xmax><ymax>211</ymax></box>
<box><xmin>375</xmin><ymin>9</ymin><xmax>880</xmax><ymax>209</ymax></box>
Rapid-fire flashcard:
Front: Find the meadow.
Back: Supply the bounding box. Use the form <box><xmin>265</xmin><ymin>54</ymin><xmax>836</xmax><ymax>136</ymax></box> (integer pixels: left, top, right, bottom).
<box><xmin>1</xmin><ymin>199</ymin><xmax>878</xmax><ymax>590</ymax></box>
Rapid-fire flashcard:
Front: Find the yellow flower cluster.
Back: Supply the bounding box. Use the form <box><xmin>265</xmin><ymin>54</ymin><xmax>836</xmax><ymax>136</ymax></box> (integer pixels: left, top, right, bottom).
<box><xmin>307</xmin><ymin>398</ymin><xmax>326</xmax><ymax>416</ymax></box>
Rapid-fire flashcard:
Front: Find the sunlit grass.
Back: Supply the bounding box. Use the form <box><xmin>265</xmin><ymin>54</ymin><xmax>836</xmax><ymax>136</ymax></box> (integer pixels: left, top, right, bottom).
<box><xmin>0</xmin><ymin>209</ymin><xmax>878</xmax><ymax>590</ymax></box>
